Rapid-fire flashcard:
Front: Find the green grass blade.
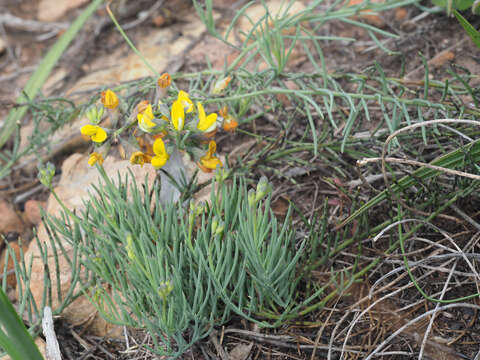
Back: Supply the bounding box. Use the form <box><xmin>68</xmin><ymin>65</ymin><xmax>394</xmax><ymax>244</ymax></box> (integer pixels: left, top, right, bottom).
<box><xmin>0</xmin><ymin>0</ymin><xmax>104</xmax><ymax>149</ymax></box>
<box><xmin>0</xmin><ymin>288</ymin><xmax>43</xmax><ymax>360</ymax></box>
<box><xmin>454</xmin><ymin>9</ymin><xmax>480</xmax><ymax>48</ymax></box>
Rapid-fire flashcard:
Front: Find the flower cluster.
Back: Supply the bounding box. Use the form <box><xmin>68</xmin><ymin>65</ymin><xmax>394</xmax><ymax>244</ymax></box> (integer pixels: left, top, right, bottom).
<box><xmin>80</xmin><ymin>74</ymin><xmax>238</xmax><ymax>172</ymax></box>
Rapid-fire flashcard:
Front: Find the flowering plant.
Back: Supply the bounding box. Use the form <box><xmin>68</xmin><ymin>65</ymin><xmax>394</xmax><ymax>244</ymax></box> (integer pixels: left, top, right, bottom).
<box><xmin>80</xmin><ymin>74</ymin><xmax>238</xmax><ymax>173</ymax></box>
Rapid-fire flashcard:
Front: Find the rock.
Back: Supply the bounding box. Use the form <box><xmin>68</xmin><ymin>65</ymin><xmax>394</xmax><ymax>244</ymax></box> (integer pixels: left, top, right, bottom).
<box><xmin>0</xmin><ymin>201</ymin><xmax>23</xmax><ymax>235</ymax></box>
<box><xmin>183</xmin><ymin>152</ymin><xmax>222</xmax><ymax>205</ymax></box>
<box><xmin>394</xmin><ymin>7</ymin><xmax>408</xmax><ymax>21</ymax></box>
<box><xmin>24</xmin><ymin>200</ymin><xmax>47</xmax><ymax>226</ymax></box>
<box><xmin>226</xmin><ymin>0</ymin><xmax>306</xmax><ymax>71</ymax></box>
<box><xmin>37</xmin><ymin>0</ymin><xmax>90</xmax><ymax>22</ymax></box>
<box><xmin>347</xmin><ymin>0</ymin><xmax>385</xmax><ymax>27</ymax></box>
<box><xmin>18</xmin><ymin>115</ymin><xmax>92</xmax><ymax>175</ymax></box>
<box><xmin>23</xmin><ymin>153</ymin><xmax>157</xmax><ymax>338</ymax></box>
<box><xmin>69</xmin><ymin>10</ymin><xmax>208</xmax><ymax>93</ymax></box>
<box><xmin>233</xmin><ymin>0</ymin><xmax>306</xmax><ymax>43</ymax></box>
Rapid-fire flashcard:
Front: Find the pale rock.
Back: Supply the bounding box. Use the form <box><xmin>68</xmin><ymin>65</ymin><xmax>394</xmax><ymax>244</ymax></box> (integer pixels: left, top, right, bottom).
<box><xmin>37</xmin><ymin>0</ymin><xmax>90</xmax><ymax>22</ymax></box>
<box><xmin>347</xmin><ymin>0</ymin><xmax>385</xmax><ymax>27</ymax></box>
<box><xmin>0</xmin><ymin>201</ymin><xmax>23</xmax><ymax>235</ymax></box>
<box><xmin>70</xmin><ymin>11</ymin><xmax>208</xmax><ymax>93</ymax></box>
<box><xmin>19</xmin><ymin>115</ymin><xmax>94</xmax><ymax>175</ymax></box>
<box><xmin>23</xmin><ymin>153</ymin><xmax>157</xmax><ymax>338</ymax></box>
<box><xmin>24</xmin><ymin>200</ymin><xmax>47</xmax><ymax>226</ymax></box>
<box><xmin>229</xmin><ymin>0</ymin><xmax>306</xmax><ymax>44</ymax></box>
<box><xmin>225</xmin><ymin>0</ymin><xmax>307</xmax><ymax>71</ymax></box>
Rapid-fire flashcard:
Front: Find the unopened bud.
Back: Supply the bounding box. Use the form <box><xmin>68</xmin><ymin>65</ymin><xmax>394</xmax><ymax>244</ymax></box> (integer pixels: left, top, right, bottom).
<box><xmin>126</xmin><ymin>234</ymin><xmax>135</xmax><ymax>261</ymax></box>
<box><xmin>248</xmin><ymin>188</ymin><xmax>256</xmax><ymax>208</ymax></box>
<box><xmin>255</xmin><ymin>176</ymin><xmax>271</xmax><ymax>202</ymax></box>
<box><xmin>211</xmin><ymin>76</ymin><xmax>231</xmax><ymax>95</ymax></box>
<box><xmin>85</xmin><ymin>105</ymin><xmax>104</xmax><ymax>124</ymax></box>
<box><xmin>158</xmin><ymin>280</ymin><xmax>173</xmax><ymax>299</ymax></box>
<box><xmin>38</xmin><ymin>162</ymin><xmax>55</xmax><ymax>188</ymax></box>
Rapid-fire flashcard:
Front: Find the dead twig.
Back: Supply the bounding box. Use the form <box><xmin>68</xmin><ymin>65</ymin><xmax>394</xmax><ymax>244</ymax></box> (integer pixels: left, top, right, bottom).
<box><xmin>42</xmin><ymin>306</ymin><xmax>62</xmax><ymax>360</ymax></box>
<box><xmin>0</xmin><ymin>13</ymin><xmax>68</xmax><ymax>33</ymax></box>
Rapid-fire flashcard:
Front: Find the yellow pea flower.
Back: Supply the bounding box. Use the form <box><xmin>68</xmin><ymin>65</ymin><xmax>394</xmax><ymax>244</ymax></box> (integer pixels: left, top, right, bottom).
<box><xmin>151</xmin><ymin>138</ymin><xmax>169</xmax><ymax>169</ymax></box>
<box><xmin>81</xmin><ymin>125</ymin><xmax>107</xmax><ymax>143</ymax></box>
<box><xmin>198</xmin><ymin>140</ymin><xmax>222</xmax><ymax>173</ymax></box>
<box><xmin>171</xmin><ymin>100</ymin><xmax>185</xmax><ymax>131</ymax></box>
<box><xmin>177</xmin><ymin>90</ymin><xmax>193</xmax><ymax>113</ymax></box>
<box><xmin>130</xmin><ymin>151</ymin><xmax>152</xmax><ymax>167</ymax></box>
<box><xmin>137</xmin><ymin>100</ymin><xmax>150</xmax><ymax>114</ymax></box>
<box><xmin>137</xmin><ymin>104</ymin><xmax>157</xmax><ymax>133</ymax></box>
<box><xmin>88</xmin><ymin>152</ymin><xmax>104</xmax><ymax>166</ymax></box>
<box><xmin>101</xmin><ymin>89</ymin><xmax>119</xmax><ymax>109</ymax></box>
<box><xmin>196</xmin><ymin>102</ymin><xmax>218</xmax><ymax>132</ymax></box>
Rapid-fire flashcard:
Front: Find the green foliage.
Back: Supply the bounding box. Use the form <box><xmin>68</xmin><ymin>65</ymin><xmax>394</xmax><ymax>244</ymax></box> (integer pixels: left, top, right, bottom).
<box><xmin>0</xmin><ymin>287</ymin><xmax>43</xmax><ymax>360</ymax></box>
<box><xmin>454</xmin><ymin>9</ymin><xmax>480</xmax><ymax>47</ymax></box>
<box><xmin>193</xmin><ymin>0</ymin><xmax>421</xmax><ymax>154</ymax></box>
<box><xmin>432</xmin><ymin>0</ymin><xmax>473</xmax><ymax>11</ymax></box>
<box><xmin>43</xmin><ymin>169</ymin><xmax>303</xmax><ymax>357</ymax></box>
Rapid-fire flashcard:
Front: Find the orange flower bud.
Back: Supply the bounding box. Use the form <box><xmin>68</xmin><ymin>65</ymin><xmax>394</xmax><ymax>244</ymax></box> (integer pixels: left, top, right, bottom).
<box><xmin>223</xmin><ymin>117</ymin><xmax>238</xmax><ymax>132</ymax></box>
<box><xmin>157</xmin><ymin>73</ymin><xmax>172</xmax><ymax>89</ymax></box>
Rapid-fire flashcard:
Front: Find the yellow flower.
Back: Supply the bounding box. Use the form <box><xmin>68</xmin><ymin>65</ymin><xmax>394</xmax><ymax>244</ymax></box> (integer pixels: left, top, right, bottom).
<box><xmin>137</xmin><ymin>104</ymin><xmax>157</xmax><ymax>133</ymax></box>
<box><xmin>88</xmin><ymin>152</ymin><xmax>104</xmax><ymax>166</ymax></box>
<box><xmin>130</xmin><ymin>151</ymin><xmax>152</xmax><ymax>167</ymax></box>
<box><xmin>177</xmin><ymin>90</ymin><xmax>193</xmax><ymax>113</ymax></box>
<box><xmin>81</xmin><ymin>124</ymin><xmax>107</xmax><ymax>143</ymax></box>
<box><xmin>157</xmin><ymin>73</ymin><xmax>171</xmax><ymax>88</ymax></box>
<box><xmin>198</xmin><ymin>141</ymin><xmax>222</xmax><ymax>172</ymax></box>
<box><xmin>151</xmin><ymin>138</ymin><xmax>169</xmax><ymax>169</ymax></box>
<box><xmin>171</xmin><ymin>100</ymin><xmax>185</xmax><ymax>131</ymax></box>
<box><xmin>101</xmin><ymin>89</ymin><xmax>119</xmax><ymax>109</ymax></box>
<box><xmin>196</xmin><ymin>102</ymin><xmax>217</xmax><ymax>132</ymax></box>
